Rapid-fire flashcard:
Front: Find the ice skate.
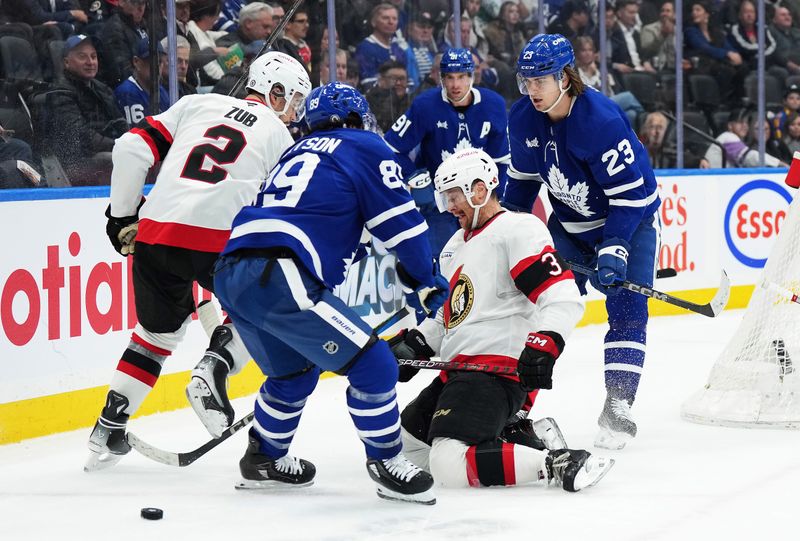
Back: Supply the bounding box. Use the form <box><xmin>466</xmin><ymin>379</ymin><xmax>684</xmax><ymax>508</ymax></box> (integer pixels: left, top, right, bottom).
<box><xmin>367</xmin><ymin>453</ymin><xmax>436</xmax><ymax>505</ymax></box>
<box><xmin>501</xmin><ymin>413</ymin><xmax>567</xmax><ymax>450</ymax></box>
<box><xmin>186</xmin><ymin>331</ymin><xmax>235</xmax><ymax>438</ymax></box>
<box><xmin>544</xmin><ymin>449</ymin><xmax>614</xmax><ymax>492</ymax></box>
<box><xmin>595</xmin><ymin>394</ymin><xmax>637</xmax><ymax>450</ymax></box>
<box><xmin>236</xmin><ymin>435</ymin><xmax>315</xmax><ymax>489</ymax></box>
<box><xmin>84</xmin><ymin>391</ymin><xmax>131</xmax><ymax>472</ymax></box>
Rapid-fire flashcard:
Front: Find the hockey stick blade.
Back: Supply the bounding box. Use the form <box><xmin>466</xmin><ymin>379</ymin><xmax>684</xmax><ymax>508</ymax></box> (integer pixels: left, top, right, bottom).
<box><xmin>127</xmin><ymin>411</ymin><xmax>255</xmax><ymax>467</ymax></box>
<box><xmin>656</xmin><ymin>268</ymin><xmax>677</xmax><ymax>279</ymax></box>
<box><xmin>568</xmin><ymin>261</ymin><xmax>730</xmax><ymax>317</ymax></box>
<box><xmin>398</xmin><ymin>358</ymin><xmax>517</xmax><ymax>375</ymax></box>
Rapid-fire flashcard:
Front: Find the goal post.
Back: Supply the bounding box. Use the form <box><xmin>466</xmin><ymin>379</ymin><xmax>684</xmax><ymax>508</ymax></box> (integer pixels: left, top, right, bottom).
<box><xmin>681</xmin><ymin>186</ymin><xmax>799</xmax><ymax>429</ymax></box>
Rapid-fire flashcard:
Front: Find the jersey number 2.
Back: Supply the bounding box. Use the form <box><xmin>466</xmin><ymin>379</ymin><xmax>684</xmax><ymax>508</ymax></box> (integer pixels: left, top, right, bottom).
<box><xmin>181</xmin><ymin>124</ymin><xmax>247</xmax><ymax>183</ymax></box>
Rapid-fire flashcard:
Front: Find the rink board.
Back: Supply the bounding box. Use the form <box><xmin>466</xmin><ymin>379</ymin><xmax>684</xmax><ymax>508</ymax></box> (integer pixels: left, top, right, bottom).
<box><xmin>0</xmin><ymin>170</ymin><xmax>793</xmax><ymax>443</ymax></box>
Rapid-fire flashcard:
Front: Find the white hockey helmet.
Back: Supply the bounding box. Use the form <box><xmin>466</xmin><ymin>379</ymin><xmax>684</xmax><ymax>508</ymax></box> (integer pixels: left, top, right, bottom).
<box><xmin>433</xmin><ymin>147</ymin><xmax>499</xmax><ymax>213</ymax></box>
<box><xmin>246</xmin><ymin>51</ymin><xmax>312</xmax><ymax>119</ymax></box>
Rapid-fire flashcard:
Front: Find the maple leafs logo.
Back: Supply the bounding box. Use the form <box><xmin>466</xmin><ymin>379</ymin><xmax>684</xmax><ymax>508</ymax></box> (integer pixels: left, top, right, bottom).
<box><xmin>545</xmin><ymin>165</ymin><xmax>594</xmax><ymax>217</ymax></box>
<box><xmin>441</xmin><ymin>138</ymin><xmax>474</xmax><ymax>162</ymax></box>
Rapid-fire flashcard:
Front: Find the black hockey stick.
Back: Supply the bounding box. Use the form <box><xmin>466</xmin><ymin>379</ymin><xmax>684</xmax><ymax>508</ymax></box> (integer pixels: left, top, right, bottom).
<box><xmin>127</xmin><ymin>302</ymin><xmax>425</xmax><ymax>467</ymax></box>
<box><xmin>227</xmin><ymin>0</ymin><xmax>306</xmax><ymax>97</ymax></box>
<box><xmin>567</xmin><ymin>261</ymin><xmax>730</xmax><ymax>318</ymax></box>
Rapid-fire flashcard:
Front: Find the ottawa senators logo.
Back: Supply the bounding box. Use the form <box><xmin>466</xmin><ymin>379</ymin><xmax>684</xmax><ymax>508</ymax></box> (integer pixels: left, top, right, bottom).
<box><xmin>446</xmin><ymin>273</ymin><xmax>474</xmax><ymax>329</ymax></box>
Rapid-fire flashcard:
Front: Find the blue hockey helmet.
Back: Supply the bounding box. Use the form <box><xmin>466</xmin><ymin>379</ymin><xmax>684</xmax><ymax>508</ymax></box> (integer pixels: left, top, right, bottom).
<box><xmin>440</xmin><ymin>47</ymin><xmax>475</xmax><ymax>74</ymax></box>
<box><xmin>516</xmin><ymin>33</ymin><xmax>575</xmax><ymax>79</ymax></box>
<box><xmin>305</xmin><ymin>82</ymin><xmax>371</xmax><ymax>132</ymax></box>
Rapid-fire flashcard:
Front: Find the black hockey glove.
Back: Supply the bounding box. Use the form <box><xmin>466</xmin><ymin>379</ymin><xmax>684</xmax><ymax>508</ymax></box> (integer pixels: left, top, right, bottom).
<box><xmin>387</xmin><ymin>329</ymin><xmax>435</xmax><ymax>383</ymax></box>
<box><xmin>517</xmin><ymin>331</ymin><xmax>564</xmax><ymax>391</ymax></box>
<box><xmin>105</xmin><ymin>199</ymin><xmax>144</xmax><ymax>256</ymax></box>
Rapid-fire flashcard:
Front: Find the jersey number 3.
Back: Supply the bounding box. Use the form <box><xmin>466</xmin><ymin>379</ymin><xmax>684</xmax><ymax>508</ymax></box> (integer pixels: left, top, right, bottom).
<box><xmin>601</xmin><ymin>138</ymin><xmax>634</xmax><ymax>177</ymax></box>
<box><xmin>181</xmin><ymin>124</ymin><xmax>247</xmax><ymax>183</ymax></box>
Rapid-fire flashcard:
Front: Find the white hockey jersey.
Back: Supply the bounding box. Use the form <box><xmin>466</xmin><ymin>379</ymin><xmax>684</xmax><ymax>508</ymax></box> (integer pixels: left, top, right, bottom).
<box><xmin>110</xmin><ymin>93</ymin><xmax>294</xmax><ymax>253</ymax></box>
<box><xmin>419</xmin><ymin>211</ymin><xmax>584</xmax><ymax>380</ymax></box>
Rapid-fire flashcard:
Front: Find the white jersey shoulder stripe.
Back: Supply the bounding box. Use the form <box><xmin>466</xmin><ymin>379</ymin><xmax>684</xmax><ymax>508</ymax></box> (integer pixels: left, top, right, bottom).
<box><xmin>230</xmin><ymin>219</ymin><xmax>323</xmax><ymax>278</ymax></box>
<box><xmin>365</xmin><ymin>200</ymin><xmax>417</xmax><ymax>230</ymax></box>
<box><xmin>381</xmin><ymin>221</ymin><xmax>429</xmax><ymax>249</ymax></box>
<box><xmin>603</xmin><ymin>177</ymin><xmax>644</xmax><ymax>196</ymax></box>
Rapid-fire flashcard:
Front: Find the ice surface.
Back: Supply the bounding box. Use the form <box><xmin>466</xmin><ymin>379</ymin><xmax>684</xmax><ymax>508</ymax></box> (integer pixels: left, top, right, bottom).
<box><xmin>2</xmin><ymin>310</ymin><xmax>798</xmax><ymax>540</ymax></box>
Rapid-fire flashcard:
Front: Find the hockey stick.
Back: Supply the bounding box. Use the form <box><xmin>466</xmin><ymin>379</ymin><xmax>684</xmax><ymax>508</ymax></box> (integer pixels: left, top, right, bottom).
<box><xmin>227</xmin><ymin>0</ymin><xmax>306</xmax><ymax>97</ymax></box>
<box><xmin>398</xmin><ymin>358</ymin><xmax>517</xmax><ymax>375</ymax></box>
<box><xmin>127</xmin><ymin>302</ymin><xmax>425</xmax><ymax>467</ymax></box>
<box><xmin>567</xmin><ymin>261</ymin><xmax>731</xmax><ymax>318</ymax></box>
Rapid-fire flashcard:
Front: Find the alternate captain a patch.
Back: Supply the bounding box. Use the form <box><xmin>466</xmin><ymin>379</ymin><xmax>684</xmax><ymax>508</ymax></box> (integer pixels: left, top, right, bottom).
<box><xmin>445</xmin><ymin>267</ymin><xmax>474</xmax><ymax>329</ymax></box>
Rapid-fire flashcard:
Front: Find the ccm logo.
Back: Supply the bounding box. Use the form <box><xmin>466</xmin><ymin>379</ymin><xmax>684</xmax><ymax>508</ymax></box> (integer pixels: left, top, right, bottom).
<box><xmin>527</xmin><ymin>335</ymin><xmax>549</xmax><ymax>347</ymax></box>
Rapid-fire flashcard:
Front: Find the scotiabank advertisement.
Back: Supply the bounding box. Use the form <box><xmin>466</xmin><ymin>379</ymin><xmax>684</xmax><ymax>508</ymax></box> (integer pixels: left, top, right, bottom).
<box><xmin>0</xmin><ymin>172</ymin><xmax>795</xmax><ymax>407</ymax></box>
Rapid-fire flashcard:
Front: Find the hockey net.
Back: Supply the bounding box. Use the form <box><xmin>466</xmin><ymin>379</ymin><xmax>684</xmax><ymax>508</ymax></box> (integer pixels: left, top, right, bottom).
<box><xmin>682</xmin><ymin>190</ymin><xmax>800</xmax><ymax>429</ymax></box>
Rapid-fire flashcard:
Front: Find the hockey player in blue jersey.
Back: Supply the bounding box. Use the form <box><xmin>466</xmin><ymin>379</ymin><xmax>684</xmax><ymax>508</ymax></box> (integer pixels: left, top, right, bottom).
<box><xmin>213</xmin><ymin>82</ymin><xmax>450</xmax><ymax>504</ymax></box>
<box><xmin>383</xmin><ymin>47</ymin><xmax>510</xmax><ymax>255</ymax></box>
<box><xmin>505</xmin><ymin>34</ymin><xmax>661</xmax><ymax>450</ymax></box>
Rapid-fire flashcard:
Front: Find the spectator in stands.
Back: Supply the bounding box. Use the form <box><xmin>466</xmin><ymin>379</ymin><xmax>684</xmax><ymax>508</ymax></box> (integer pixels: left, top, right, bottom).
<box><xmin>700</xmin><ymin>107</ymin><xmax>786</xmax><ymax>168</ymax></box>
<box><xmin>441</xmin><ymin>15</ymin><xmax>508</xmax><ymax>99</ymax></box>
<box><xmin>639</xmin><ymin>111</ymin><xmax>673</xmax><ymax>168</ymax></box>
<box><xmin>772</xmin><ymin>84</ymin><xmax>800</xmax><ymax>140</ymax></box>
<box><xmin>611</xmin><ymin>0</ymin><xmax>656</xmax><ymax>79</ymax></box>
<box><xmin>483</xmin><ymin>1</ymin><xmax>527</xmax><ymax>66</ymax></box>
<box><xmin>405</xmin><ymin>11</ymin><xmax>437</xmax><ymax>90</ymax></box>
<box><xmin>593</xmin><ymin>3</ymin><xmax>616</xmax><ymax>68</ymax></box>
<box><xmin>42</xmin><ymin>34</ymin><xmax>127</xmax><ymax>185</ymax></box>
<box><xmin>175</xmin><ymin>0</ymin><xmax>191</xmax><ymax>34</ymax></box>
<box><xmin>346</xmin><ymin>56</ymin><xmax>361</xmax><ymax>88</ymax></box>
<box><xmin>159</xmin><ymin>35</ymin><xmax>196</xmax><ymax>98</ymax></box>
<box><xmin>750</xmin><ymin>116</ymin><xmax>793</xmax><ymax>164</ymax></box>
<box><xmin>186</xmin><ymin>0</ymin><xmax>229</xmax><ymax>86</ymax></box>
<box><xmin>782</xmin><ymin>111</ymin><xmax>800</xmax><ymax>156</ymax></box>
<box><xmin>213</xmin><ymin>0</ymin><xmax>245</xmax><ymax>32</ymax></box>
<box><xmin>640</xmin><ymin>1</ymin><xmax>677</xmax><ymax>72</ymax></box>
<box><xmin>684</xmin><ymin>0</ymin><xmax>745</xmax><ymax>107</ymax></box>
<box><xmin>216</xmin><ymin>2</ymin><xmax>273</xmax><ymax>48</ymax></box>
<box><xmin>211</xmin><ymin>40</ymin><xmax>263</xmax><ymax>96</ymax></box>
<box><xmin>769</xmin><ymin>6</ymin><xmax>800</xmax><ymax>75</ymax></box>
<box><xmin>463</xmin><ymin>0</ymin><xmax>490</xmax><ymax>57</ymax></box>
<box><xmin>99</xmin><ymin>0</ymin><xmax>148</xmax><ymax>88</ymax></box>
<box><xmin>319</xmin><ymin>48</ymin><xmax>348</xmax><ymax>85</ymax></box>
<box><xmin>275</xmin><ymin>8</ymin><xmax>311</xmax><ymax>70</ymax></box>
<box><xmin>728</xmin><ymin>0</ymin><xmax>782</xmax><ymax>76</ymax></box>
<box><xmin>0</xmin><ymin>131</ymin><xmax>41</xmax><ymax>189</ymax></box>
<box><xmin>355</xmin><ymin>3</ymin><xmax>407</xmax><ymax>89</ymax></box>
<box><xmin>547</xmin><ymin>0</ymin><xmax>591</xmax><ymax>43</ymax></box>
<box><xmin>573</xmin><ymin>36</ymin><xmax>644</xmax><ymax>125</ymax></box>
<box><xmin>115</xmin><ymin>38</ymin><xmax>169</xmax><ymax>126</ymax></box>
<box><xmin>365</xmin><ymin>60</ymin><xmax>412</xmax><ymax>133</ymax></box>
<box><xmin>415</xmin><ymin>52</ymin><xmax>443</xmax><ymax>94</ymax></box>
<box><xmin>3</xmin><ymin>0</ymin><xmax>87</xmax><ymax>37</ymax></box>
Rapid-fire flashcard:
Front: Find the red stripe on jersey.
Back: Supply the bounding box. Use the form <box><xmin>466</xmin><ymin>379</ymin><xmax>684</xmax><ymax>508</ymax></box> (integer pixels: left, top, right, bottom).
<box><xmin>509</xmin><ymin>247</ymin><xmax>575</xmax><ymax>304</ymax></box>
<box><xmin>465</xmin><ymin>445</ymin><xmax>480</xmax><ymax>487</ymax></box>
<box><xmin>117</xmin><ymin>359</ymin><xmax>158</xmax><ymax>387</ymax></box>
<box><xmin>502</xmin><ymin>443</ymin><xmax>516</xmax><ymax>485</ymax></box>
<box><xmin>523</xmin><ymin>389</ymin><xmax>540</xmax><ymax>412</ymax></box>
<box><xmin>146</xmin><ymin>118</ymin><xmax>174</xmax><ymax>144</ymax></box>
<box><xmin>137</xmin><ymin>219</ymin><xmax>231</xmax><ymax>253</ymax></box>
<box><xmin>131</xmin><ymin>333</ymin><xmax>172</xmax><ymax>356</ymax></box>
<box><xmin>131</xmin><ymin>127</ymin><xmax>159</xmax><ymax>161</ymax></box>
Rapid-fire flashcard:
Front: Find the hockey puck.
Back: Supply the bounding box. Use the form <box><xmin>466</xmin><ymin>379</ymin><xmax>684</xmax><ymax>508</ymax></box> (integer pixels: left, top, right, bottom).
<box><xmin>140</xmin><ymin>507</ymin><xmax>163</xmax><ymax>520</ymax></box>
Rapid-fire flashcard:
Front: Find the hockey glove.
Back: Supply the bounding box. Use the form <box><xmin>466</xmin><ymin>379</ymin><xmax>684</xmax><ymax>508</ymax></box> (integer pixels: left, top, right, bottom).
<box><xmin>396</xmin><ymin>260</ymin><xmax>450</xmax><ymax>322</ymax></box>
<box><xmin>406</xmin><ymin>169</ymin><xmax>435</xmax><ymax>211</ymax></box>
<box><xmin>517</xmin><ymin>331</ymin><xmax>564</xmax><ymax>391</ymax></box>
<box><xmin>590</xmin><ymin>237</ymin><xmax>631</xmax><ymax>295</ymax></box>
<box><xmin>387</xmin><ymin>329</ymin><xmax>435</xmax><ymax>382</ymax></box>
<box><xmin>105</xmin><ymin>199</ymin><xmax>144</xmax><ymax>256</ymax></box>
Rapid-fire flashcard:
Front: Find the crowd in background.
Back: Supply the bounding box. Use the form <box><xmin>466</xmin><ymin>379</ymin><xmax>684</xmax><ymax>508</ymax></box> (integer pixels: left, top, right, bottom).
<box><xmin>1</xmin><ymin>0</ymin><xmax>799</xmax><ymax>188</ymax></box>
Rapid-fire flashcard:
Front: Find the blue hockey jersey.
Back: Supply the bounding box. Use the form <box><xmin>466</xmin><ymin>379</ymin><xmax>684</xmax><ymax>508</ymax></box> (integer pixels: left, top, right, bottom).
<box><xmin>223</xmin><ymin>128</ymin><xmax>434</xmax><ymax>289</ymax></box>
<box><xmin>114</xmin><ymin>76</ymin><xmax>170</xmax><ymax>126</ymax></box>
<box><xmin>506</xmin><ymin>87</ymin><xmax>660</xmax><ymax>243</ymax></box>
<box><xmin>383</xmin><ymin>86</ymin><xmax>510</xmax><ymax>187</ymax></box>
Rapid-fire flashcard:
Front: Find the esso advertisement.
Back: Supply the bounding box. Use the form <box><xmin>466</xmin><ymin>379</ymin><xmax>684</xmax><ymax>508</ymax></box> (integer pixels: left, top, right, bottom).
<box><xmin>724</xmin><ymin>179</ymin><xmax>792</xmax><ymax>268</ymax></box>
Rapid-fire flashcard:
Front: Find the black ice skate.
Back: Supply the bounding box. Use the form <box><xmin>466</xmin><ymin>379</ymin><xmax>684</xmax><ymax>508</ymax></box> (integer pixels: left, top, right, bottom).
<box><xmin>85</xmin><ymin>391</ymin><xmax>131</xmax><ymax>472</ymax></box>
<box><xmin>544</xmin><ymin>449</ymin><xmax>614</xmax><ymax>492</ymax></box>
<box><xmin>367</xmin><ymin>453</ymin><xmax>436</xmax><ymax>505</ymax></box>
<box><xmin>501</xmin><ymin>412</ymin><xmax>568</xmax><ymax>450</ymax></box>
<box><xmin>236</xmin><ymin>435</ymin><xmax>316</xmax><ymax>489</ymax></box>
<box><xmin>595</xmin><ymin>394</ymin><xmax>637</xmax><ymax>450</ymax></box>
<box><xmin>186</xmin><ymin>326</ymin><xmax>236</xmax><ymax>438</ymax></box>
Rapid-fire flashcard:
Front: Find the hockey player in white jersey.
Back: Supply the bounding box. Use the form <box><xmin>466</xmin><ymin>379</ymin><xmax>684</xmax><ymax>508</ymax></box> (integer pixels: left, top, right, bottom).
<box><xmin>85</xmin><ymin>52</ymin><xmax>312</xmax><ymax>472</ymax></box>
<box><xmin>392</xmin><ymin>148</ymin><xmax>614</xmax><ymax>491</ymax></box>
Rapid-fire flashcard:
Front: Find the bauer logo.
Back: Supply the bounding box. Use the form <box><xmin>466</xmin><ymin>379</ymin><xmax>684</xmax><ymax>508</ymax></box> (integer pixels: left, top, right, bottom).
<box><xmin>724</xmin><ymin>179</ymin><xmax>792</xmax><ymax>268</ymax></box>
